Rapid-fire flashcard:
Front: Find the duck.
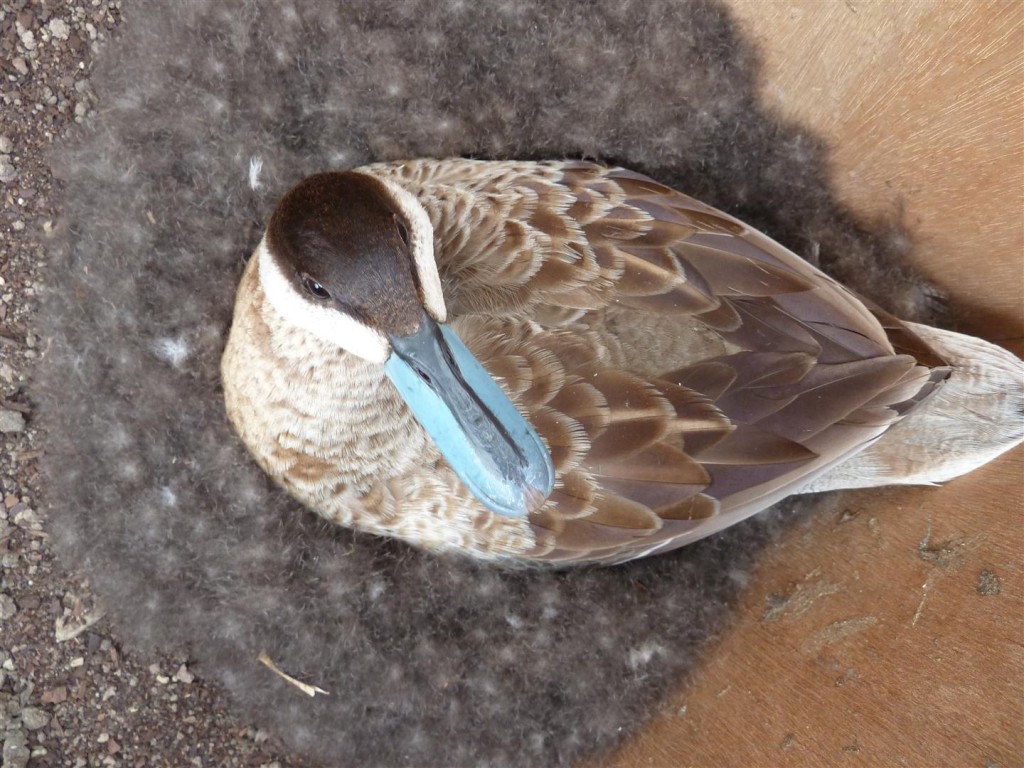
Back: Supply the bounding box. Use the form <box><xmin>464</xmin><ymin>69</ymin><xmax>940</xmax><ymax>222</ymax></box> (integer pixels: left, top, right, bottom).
<box><xmin>221</xmin><ymin>159</ymin><xmax>1024</xmax><ymax>566</ymax></box>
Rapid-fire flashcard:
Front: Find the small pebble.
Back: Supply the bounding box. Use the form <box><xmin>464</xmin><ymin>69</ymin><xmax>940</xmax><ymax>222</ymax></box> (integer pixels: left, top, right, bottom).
<box><xmin>13</xmin><ymin>508</ymin><xmax>41</xmax><ymax>528</ymax></box>
<box><xmin>2</xmin><ymin>729</ymin><xmax>30</xmax><ymax>768</ymax></box>
<box><xmin>0</xmin><ymin>409</ymin><xmax>26</xmax><ymax>433</ymax></box>
<box><xmin>20</xmin><ymin>707</ymin><xmax>50</xmax><ymax>731</ymax></box>
<box><xmin>0</xmin><ymin>594</ymin><xmax>16</xmax><ymax>621</ymax></box>
<box><xmin>174</xmin><ymin>664</ymin><xmax>195</xmax><ymax>684</ymax></box>
<box><xmin>48</xmin><ymin>18</ymin><xmax>71</xmax><ymax>41</ymax></box>
<box><xmin>40</xmin><ymin>686</ymin><xmax>68</xmax><ymax>704</ymax></box>
<box><xmin>0</xmin><ymin>135</ymin><xmax>12</xmax><ymax>153</ymax></box>
<box><xmin>0</xmin><ymin>159</ymin><xmax>17</xmax><ymax>184</ymax></box>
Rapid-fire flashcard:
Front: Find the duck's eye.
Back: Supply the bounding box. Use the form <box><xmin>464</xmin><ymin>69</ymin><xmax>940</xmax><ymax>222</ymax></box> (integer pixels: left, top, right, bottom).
<box><xmin>395</xmin><ymin>216</ymin><xmax>410</xmax><ymax>247</ymax></box>
<box><xmin>301</xmin><ymin>276</ymin><xmax>331</xmax><ymax>300</ymax></box>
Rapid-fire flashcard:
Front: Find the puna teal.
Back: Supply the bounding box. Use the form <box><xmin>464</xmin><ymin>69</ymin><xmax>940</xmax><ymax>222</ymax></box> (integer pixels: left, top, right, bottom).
<box><xmin>221</xmin><ymin>159</ymin><xmax>1024</xmax><ymax>565</ymax></box>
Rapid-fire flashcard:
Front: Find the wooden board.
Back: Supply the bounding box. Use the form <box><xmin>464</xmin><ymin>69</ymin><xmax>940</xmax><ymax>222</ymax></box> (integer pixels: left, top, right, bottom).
<box><xmin>598</xmin><ymin>2</ymin><xmax>1024</xmax><ymax>766</ymax></box>
<box><xmin>725</xmin><ymin>0</ymin><xmax>1023</xmax><ymax>341</ymax></box>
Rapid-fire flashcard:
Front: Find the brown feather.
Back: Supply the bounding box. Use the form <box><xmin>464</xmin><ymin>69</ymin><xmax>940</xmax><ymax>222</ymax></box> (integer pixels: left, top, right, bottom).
<box><xmin>690</xmin><ymin>424</ymin><xmax>817</xmax><ymax>466</ymax></box>
<box><xmin>663</xmin><ymin>361</ymin><xmax>737</xmax><ymax>400</ymax></box>
<box><xmin>598</xmin><ymin>476</ymin><xmax>706</xmax><ymax>512</ymax></box>
<box><xmin>587</xmin><ymin>490</ymin><xmax>664</xmax><ymax>530</ymax></box>
<box><xmin>549</xmin><ymin>518</ymin><xmax>657</xmax><ymax>552</ymax></box>
<box><xmin>548</xmin><ymin>381</ymin><xmax>610</xmax><ymax>436</ymax></box>
<box><xmin>587</xmin><ymin>420</ymin><xmax>668</xmax><ymax>461</ymax></box>
<box><xmin>659</xmin><ymin>493</ymin><xmax>720</xmax><ymax>521</ymax></box>
<box><xmin>530</xmin><ymin>407</ymin><xmax>586</xmax><ymax>472</ymax></box>
<box><xmin>614</xmin><ymin>247</ymin><xmax>687</xmax><ymax>297</ymax></box>
<box><xmin>652</xmin><ymin>379</ymin><xmax>732</xmax><ymax>434</ymax></box>
<box><xmin>696</xmin><ymin>300</ymin><xmax>743</xmax><ymax>331</ymax></box>
<box><xmin>587</xmin><ymin>443</ymin><xmax>711</xmax><ymax>486</ymax></box>
<box><xmin>675</xmin><ymin>240</ymin><xmax>816</xmax><ymax>296</ymax></box>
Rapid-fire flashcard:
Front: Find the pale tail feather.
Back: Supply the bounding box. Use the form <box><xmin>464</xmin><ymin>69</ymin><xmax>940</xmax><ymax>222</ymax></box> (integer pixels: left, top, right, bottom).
<box><xmin>802</xmin><ymin>322</ymin><xmax>1024</xmax><ymax>492</ymax></box>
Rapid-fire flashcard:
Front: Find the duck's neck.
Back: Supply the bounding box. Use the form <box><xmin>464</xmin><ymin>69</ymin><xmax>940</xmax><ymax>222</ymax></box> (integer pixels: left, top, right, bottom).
<box><xmin>223</xmin><ymin>257</ymin><xmax>434</xmax><ymax>501</ymax></box>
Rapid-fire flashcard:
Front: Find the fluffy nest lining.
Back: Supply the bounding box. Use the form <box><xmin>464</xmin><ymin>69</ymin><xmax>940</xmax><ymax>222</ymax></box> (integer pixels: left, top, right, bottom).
<box><xmin>38</xmin><ymin>1</ymin><xmax>938</xmax><ymax>765</ymax></box>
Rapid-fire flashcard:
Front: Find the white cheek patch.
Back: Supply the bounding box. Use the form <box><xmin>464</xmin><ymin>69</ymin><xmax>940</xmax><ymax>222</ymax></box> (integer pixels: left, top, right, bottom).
<box><xmin>360</xmin><ymin>173</ymin><xmax>448</xmax><ymax>323</ymax></box>
<box><xmin>256</xmin><ymin>240</ymin><xmax>391</xmax><ymax>363</ymax></box>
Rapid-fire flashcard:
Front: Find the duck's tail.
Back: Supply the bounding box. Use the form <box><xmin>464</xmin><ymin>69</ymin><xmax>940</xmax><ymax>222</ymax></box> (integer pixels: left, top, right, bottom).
<box><xmin>802</xmin><ymin>323</ymin><xmax>1024</xmax><ymax>493</ymax></box>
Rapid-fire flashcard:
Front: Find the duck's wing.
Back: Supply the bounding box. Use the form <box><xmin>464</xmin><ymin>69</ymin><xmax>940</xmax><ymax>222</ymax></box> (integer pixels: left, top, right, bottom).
<box><xmin>459</xmin><ymin>317</ymin><xmax>941</xmax><ymax>564</ymax></box>
<box><xmin>380</xmin><ymin>159</ymin><xmax>949</xmax><ymax>564</ymax></box>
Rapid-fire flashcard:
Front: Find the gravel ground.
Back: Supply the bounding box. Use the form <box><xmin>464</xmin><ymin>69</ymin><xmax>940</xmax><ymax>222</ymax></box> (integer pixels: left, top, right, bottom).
<box><xmin>1</xmin><ymin>2</ymin><xmax>302</xmax><ymax>765</ymax></box>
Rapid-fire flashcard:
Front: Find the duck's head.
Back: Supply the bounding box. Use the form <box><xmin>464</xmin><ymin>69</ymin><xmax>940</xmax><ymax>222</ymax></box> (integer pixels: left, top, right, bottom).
<box><xmin>256</xmin><ymin>171</ymin><xmax>554</xmax><ymax>518</ymax></box>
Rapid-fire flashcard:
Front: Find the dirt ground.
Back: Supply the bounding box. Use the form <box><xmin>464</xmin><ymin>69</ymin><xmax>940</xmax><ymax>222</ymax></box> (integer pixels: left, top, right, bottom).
<box><xmin>1</xmin><ymin>2</ymin><xmax>304</xmax><ymax>765</ymax></box>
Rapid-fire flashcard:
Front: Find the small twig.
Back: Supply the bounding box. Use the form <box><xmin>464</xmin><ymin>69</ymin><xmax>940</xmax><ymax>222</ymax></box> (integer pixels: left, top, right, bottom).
<box><xmin>257</xmin><ymin>651</ymin><xmax>329</xmax><ymax>697</ymax></box>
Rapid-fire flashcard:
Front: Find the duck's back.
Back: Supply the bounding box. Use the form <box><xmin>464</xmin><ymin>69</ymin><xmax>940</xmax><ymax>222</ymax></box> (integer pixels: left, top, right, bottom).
<box><xmin>362</xmin><ymin>160</ymin><xmax>952</xmax><ymax>563</ymax></box>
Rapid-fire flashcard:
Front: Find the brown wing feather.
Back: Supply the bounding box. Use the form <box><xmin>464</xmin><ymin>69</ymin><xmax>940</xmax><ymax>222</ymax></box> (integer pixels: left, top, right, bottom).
<box><xmin>377</xmin><ymin>159</ymin><xmax>950</xmax><ymax>564</ymax></box>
